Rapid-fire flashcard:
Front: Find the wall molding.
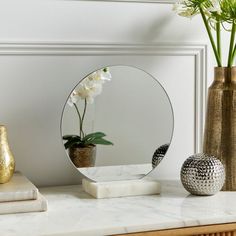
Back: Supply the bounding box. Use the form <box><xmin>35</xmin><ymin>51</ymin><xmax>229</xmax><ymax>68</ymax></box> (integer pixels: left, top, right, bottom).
<box><xmin>0</xmin><ymin>42</ymin><xmax>207</xmax><ymax>153</ymax></box>
<box><xmin>64</xmin><ymin>0</ymin><xmax>176</xmax><ymax>4</ymax></box>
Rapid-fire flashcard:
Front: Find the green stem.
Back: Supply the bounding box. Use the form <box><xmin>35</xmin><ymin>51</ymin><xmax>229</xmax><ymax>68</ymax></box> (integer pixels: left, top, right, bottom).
<box><xmin>216</xmin><ymin>19</ymin><xmax>221</xmax><ymax>63</ymax></box>
<box><xmin>228</xmin><ymin>22</ymin><xmax>236</xmax><ymax>67</ymax></box>
<box><xmin>200</xmin><ymin>7</ymin><xmax>222</xmax><ymax>67</ymax></box>
<box><xmin>81</xmin><ymin>99</ymin><xmax>87</xmax><ymax>139</ymax></box>
<box><xmin>231</xmin><ymin>43</ymin><xmax>236</xmax><ymax>66</ymax></box>
<box><xmin>73</xmin><ymin>103</ymin><xmax>83</xmax><ymax>138</ymax></box>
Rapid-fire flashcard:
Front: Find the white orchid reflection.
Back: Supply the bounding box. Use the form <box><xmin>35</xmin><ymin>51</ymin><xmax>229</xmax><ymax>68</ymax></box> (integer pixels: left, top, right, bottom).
<box><xmin>66</xmin><ymin>68</ymin><xmax>111</xmax><ymax>140</ymax></box>
<box><xmin>68</xmin><ymin>68</ymin><xmax>111</xmax><ymax>106</ymax></box>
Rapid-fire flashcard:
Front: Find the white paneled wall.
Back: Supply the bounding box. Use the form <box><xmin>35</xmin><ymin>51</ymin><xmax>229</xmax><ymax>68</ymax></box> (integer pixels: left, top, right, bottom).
<box><xmin>0</xmin><ymin>0</ymin><xmax>223</xmax><ymax>186</ymax></box>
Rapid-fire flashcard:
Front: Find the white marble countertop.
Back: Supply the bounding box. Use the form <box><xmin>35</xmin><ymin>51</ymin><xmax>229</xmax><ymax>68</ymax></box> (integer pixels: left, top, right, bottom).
<box><xmin>1</xmin><ymin>180</ymin><xmax>236</xmax><ymax>236</ymax></box>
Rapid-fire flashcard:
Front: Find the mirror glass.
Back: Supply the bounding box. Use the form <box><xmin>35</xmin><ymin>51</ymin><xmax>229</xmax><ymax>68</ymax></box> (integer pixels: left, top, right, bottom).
<box><xmin>61</xmin><ymin>66</ymin><xmax>174</xmax><ymax>182</ymax></box>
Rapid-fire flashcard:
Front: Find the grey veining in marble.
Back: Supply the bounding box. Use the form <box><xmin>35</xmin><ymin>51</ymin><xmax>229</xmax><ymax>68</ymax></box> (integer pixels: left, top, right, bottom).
<box><xmin>78</xmin><ymin>164</ymin><xmax>152</xmax><ymax>182</ymax></box>
<box><xmin>1</xmin><ymin>180</ymin><xmax>236</xmax><ymax>236</ymax></box>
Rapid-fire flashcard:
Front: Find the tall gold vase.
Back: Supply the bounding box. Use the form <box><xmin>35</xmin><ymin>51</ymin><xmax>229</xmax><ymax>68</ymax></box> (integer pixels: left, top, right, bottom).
<box><xmin>0</xmin><ymin>125</ymin><xmax>15</xmax><ymax>183</ymax></box>
<box><xmin>203</xmin><ymin>67</ymin><xmax>236</xmax><ymax>191</ymax></box>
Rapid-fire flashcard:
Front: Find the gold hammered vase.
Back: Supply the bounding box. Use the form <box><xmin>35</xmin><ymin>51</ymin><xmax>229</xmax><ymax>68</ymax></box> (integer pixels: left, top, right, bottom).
<box><xmin>0</xmin><ymin>125</ymin><xmax>15</xmax><ymax>183</ymax></box>
<box><xmin>203</xmin><ymin>67</ymin><xmax>236</xmax><ymax>191</ymax></box>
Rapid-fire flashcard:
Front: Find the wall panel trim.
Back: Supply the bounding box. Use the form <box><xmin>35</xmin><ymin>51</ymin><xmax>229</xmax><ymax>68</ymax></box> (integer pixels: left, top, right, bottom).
<box><xmin>0</xmin><ymin>42</ymin><xmax>207</xmax><ymax>152</ymax></box>
<box><xmin>64</xmin><ymin>0</ymin><xmax>176</xmax><ymax>4</ymax></box>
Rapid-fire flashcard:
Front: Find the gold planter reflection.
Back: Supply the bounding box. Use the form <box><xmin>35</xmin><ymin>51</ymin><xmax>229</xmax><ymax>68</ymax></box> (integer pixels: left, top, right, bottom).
<box><xmin>69</xmin><ymin>145</ymin><xmax>96</xmax><ymax>168</ymax></box>
<box><xmin>203</xmin><ymin>67</ymin><xmax>236</xmax><ymax>191</ymax></box>
<box><xmin>0</xmin><ymin>125</ymin><xmax>15</xmax><ymax>183</ymax></box>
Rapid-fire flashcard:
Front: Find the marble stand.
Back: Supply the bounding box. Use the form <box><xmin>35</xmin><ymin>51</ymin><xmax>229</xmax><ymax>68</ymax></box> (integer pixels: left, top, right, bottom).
<box><xmin>82</xmin><ymin>177</ymin><xmax>161</xmax><ymax>198</ymax></box>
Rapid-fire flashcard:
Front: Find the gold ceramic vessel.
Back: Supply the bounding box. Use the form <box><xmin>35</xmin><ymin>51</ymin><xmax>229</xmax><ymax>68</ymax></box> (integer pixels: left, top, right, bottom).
<box><xmin>0</xmin><ymin>125</ymin><xmax>15</xmax><ymax>183</ymax></box>
<box><xmin>203</xmin><ymin>67</ymin><xmax>236</xmax><ymax>191</ymax></box>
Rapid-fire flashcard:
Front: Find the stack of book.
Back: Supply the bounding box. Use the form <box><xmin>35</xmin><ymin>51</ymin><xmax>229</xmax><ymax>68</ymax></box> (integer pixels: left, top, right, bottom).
<box><xmin>0</xmin><ymin>172</ymin><xmax>47</xmax><ymax>215</ymax></box>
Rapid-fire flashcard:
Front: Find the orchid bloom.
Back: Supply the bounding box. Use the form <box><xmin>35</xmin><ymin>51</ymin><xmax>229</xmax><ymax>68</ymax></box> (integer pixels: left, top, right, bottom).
<box><xmin>67</xmin><ymin>68</ymin><xmax>111</xmax><ymax>106</ymax></box>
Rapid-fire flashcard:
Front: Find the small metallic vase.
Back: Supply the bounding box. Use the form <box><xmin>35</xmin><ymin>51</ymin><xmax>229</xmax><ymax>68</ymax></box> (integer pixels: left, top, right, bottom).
<box><xmin>152</xmin><ymin>144</ymin><xmax>169</xmax><ymax>169</ymax></box>
<box><xmin>203</xmin><ymin>67</ymin><xmax>236</xmax><ymax>191</ymax></box>
<box><xmin>181</xmin><ymin>153</ymin><xmax>225</xmax><ymax>196</ymax></box>
<box><xmin>0</xmin><ymin>125</ymin><xmax>15</xmax><ymax>183</ymax></box>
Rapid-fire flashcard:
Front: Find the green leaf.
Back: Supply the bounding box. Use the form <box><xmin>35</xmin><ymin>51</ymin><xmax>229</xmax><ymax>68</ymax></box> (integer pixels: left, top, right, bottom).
<box><xmin>64</xmin><ymin>140</ymin><xmax>74</xmax><ymax>149</ymax></box>
<box><xmin>64</xmin><ymin>137</ymin><xmax>82</xmax><ymax>149</ymax></box>
<box><xmin>62</xmin><ymin>135</ymin><xmax>81</xmax><ymax>140</ymax></box>
<box><xmin>83</xmin><ymin>132</ymin><xmax>106</xmax><ymax>142</ymax></box>
<box><xmin>89</xmin><ymin>138</ymin><xmax>113</xmax><ymax>145</ymax></box>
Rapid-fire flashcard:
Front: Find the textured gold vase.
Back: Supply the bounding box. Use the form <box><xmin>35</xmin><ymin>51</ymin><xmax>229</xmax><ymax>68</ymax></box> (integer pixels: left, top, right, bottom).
<box><xmin>203</xmin><ymin>67</ymin><xmax>236</xmax><ymax>191</ymax></box>
<box><xmin>69</xmin><ymin>145</ymin><xmax>96</xmax><ymax>168</ymax></box>
<box><xmin>0</xmin><ymin>125</ymin><xmax>15</xmax><ymax>183</ymax></box>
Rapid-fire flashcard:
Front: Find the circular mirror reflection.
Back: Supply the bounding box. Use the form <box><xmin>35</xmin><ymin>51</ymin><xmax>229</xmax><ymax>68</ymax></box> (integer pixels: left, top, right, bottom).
<box><xmin>61</xmin><ymin>65</ymin><xmax>174</xmax><ymax>182</ymax></box>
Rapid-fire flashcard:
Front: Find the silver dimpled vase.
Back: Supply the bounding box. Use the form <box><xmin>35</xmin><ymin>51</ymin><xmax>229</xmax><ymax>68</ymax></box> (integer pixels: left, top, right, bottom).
<box><xmin>181</xmin><ymin>153</ymin><xmax>225</xmax><ymax>196</ymax></box>
<box><xmin>152</xmin><ymin>144</ymin><xmax>169</xmax><ymax>169</ymax></box>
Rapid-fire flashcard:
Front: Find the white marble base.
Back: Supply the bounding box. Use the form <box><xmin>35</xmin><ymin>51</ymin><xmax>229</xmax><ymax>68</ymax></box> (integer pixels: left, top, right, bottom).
<box><xmin>82</xmin><ymin>178</ymin><xmax>161</xmax><ymax>198</ymax></box>
<box><xmin>78</xmin><ymin>164</ymin><xmax>152</xmax><ymax>182</ymax></box>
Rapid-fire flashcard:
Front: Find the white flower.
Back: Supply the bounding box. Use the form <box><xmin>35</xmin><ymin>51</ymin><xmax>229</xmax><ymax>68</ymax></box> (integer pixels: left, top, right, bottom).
<box><xmin>67</xmin><ymin>67</ymin><xmax>111</xmax><ymax>106</ymax></box>
<box><xmin>67</xmin><ymin>90</ymin><xmax>79</xmax><ymax>107</ymax></box>
<box><xmin>87</xmin><ymin>69</ymin><xmax>111</xmax><ymax>84</ymax></box>
<box><xmin>208</xmin><ymin>0</ymin><xmax>221</xmax><ymax>14</ymax></box>
<box><xmin>75</xmin><ymin>80</ymin><xmax>103</xmax><ymax>104</ymax></box>
<box><xmin>100</xmin><ymin>70</ymin><xmax>112</xmax><ymax>82</ymax></box>
<box><xmin>173</xmin><ymin>1</ymin><xmax>196</xmax><ymax>18</ymax></box>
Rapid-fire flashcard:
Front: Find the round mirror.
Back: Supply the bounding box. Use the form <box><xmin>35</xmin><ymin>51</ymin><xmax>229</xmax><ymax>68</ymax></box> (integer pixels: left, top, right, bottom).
<box><xmin>61</xmin><ymin>66</ymin><xmax>174</xmax><ymax>182</ymax></box>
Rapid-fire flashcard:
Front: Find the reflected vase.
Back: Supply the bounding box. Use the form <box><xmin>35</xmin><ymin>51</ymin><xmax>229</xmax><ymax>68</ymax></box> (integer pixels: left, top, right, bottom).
<box><xmin>69</xmin><ymin>145</ymin><xmax>96</xmax><ymax>168</ymax></box>
<box><xmin>203</xmin><ymin>67</ymin><xmax>236</xmax><ymax>191</ymax></box>
<box><xmin>0</xmin><ymin>125</ymin><xmax>15</xmax><ymax>183</ymax></box>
